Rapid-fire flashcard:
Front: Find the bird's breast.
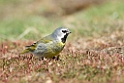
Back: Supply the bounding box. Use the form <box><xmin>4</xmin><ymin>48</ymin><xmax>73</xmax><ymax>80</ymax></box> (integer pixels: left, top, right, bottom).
<box><xmin>45</xmin><ymin>41</ymin><xmax>65</xmax><ymax>57</ymax></box>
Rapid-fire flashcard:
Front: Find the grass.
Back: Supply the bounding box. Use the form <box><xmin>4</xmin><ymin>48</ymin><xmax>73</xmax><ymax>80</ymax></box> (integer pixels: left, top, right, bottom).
<box><xmin>0</xmin><ymin>0</ymin><xmax>124</xmax><ymax>83</ymax></box>
<box><xmin>0</xmin><ymin>0</ymin><xmax>124</xmax><ymax>40</ymax></box>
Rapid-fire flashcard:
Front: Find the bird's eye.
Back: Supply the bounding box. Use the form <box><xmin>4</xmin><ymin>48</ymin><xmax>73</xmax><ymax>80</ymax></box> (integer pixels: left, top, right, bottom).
<box><xmin>62</xmin><ymin>30</ymin><xmax>67</xmax><ymax>33</ymax></box>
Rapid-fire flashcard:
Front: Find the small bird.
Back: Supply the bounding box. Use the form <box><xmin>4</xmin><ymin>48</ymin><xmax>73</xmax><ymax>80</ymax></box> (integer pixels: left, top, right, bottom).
<box><xmin>21</xmin><ymin>27</ymin><xmax>71</xmax><ymax>60</ymax></box>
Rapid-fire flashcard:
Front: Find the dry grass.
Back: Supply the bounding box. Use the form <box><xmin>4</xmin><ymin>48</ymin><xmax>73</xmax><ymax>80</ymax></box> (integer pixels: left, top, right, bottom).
<box><xmin>0</xmin><ymin>0</ymin><xmax>105</xmax><ymax>19</ymax></box>
<box><xmin>0</xmin><ymin>0</ymin><xmax>124</xmax><ymax>83</ymax></box>
<box><xmin>0</xmin><ymin>29</ymin><xmax>124</xmax><ymax>83</ymax></box>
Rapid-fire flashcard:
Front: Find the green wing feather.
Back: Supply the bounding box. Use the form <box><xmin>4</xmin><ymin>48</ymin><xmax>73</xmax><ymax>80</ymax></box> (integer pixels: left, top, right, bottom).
<box><xmin>20</xmin><ymin>42</ymin><xmax>37</xmax><ymax>54</ymax></box>
<box><xmin>38</xmin><ymin>35</ymin><xmax>53</xmax><ymax>43</ymax></box>
<box><xmin>20</xmin><ymin>35</ymin><xmax>53</xmax><ymax>54</ymax></box>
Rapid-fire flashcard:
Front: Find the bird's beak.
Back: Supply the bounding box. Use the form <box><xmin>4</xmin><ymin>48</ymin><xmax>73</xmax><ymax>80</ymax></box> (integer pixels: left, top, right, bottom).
<box><xmin>67</xmin><ymin>31</ymin><xmax>71</xmax><ymax>34</ymax></box>
<box><xmin>68</xmin><ymin>31</ymin><xmax>71</xmax><ymax>34</ymax></box>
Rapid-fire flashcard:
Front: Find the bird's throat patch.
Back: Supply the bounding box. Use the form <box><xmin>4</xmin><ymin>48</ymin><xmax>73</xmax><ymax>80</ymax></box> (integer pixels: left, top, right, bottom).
<box><xmin>61</xmin><ymin>34</ymin><xmax>68</xmax><ymax>43</ymax></box>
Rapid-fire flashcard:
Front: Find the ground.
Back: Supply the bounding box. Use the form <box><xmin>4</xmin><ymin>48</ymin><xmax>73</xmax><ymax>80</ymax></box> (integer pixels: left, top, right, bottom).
<box><xmin>0</xmin><ymin>0</ymin><xmax>124</xmax><ymax>83</ymax></box>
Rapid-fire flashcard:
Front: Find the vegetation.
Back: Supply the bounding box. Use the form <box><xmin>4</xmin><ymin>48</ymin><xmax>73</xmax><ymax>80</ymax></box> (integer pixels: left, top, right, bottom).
<box><xmin>0</xmin><ymin>0</ymin><xmax>124</xmax><ymax>83</ymax></box>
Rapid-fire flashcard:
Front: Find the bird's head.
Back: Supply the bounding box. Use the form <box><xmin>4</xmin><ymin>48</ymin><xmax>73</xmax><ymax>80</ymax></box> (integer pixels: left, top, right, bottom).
<box><xmin>52</xmin><ymin>27</ymin><xmax>71</xmax><ymax>43</ymax></box>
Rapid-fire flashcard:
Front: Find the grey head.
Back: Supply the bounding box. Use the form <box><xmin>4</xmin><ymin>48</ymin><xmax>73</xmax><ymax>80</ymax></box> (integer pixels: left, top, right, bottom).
<box><xmin>51</xmin><ymin>27</ymin><xmax>71</xmax><ymax>43</ymax></box>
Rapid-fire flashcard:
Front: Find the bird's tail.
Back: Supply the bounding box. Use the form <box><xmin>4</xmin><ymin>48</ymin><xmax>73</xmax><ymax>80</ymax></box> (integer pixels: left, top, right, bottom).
<box><xmin>20</xmin><ymin>49</ymin><xmax>30</xmax><ymax>54</ymax></box>
<box><xmin>20</xmin><ymin>44</ymin><xmax>36</xmax><ymax>54</ymax></box>
<box><xmin>20</xmin><ymin>42</ymin><xmax>37</xmax><ymax>54</ymax></box>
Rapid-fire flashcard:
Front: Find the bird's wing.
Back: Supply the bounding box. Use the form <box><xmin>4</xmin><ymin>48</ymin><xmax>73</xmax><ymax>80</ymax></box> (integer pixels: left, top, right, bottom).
<box><xmin>20</xmin><ymin>42</ymin><xmax>38</xmax><ymax>54</ymax></box>
<box><xmin>38</xmin><ymin>35</ymin><xmax>53</xmax><ymax>43</ymax></box>
<box><xmin>20</xmin><ymin>35</ymin><xmax>53</xmax><ymax>54</ymax></box>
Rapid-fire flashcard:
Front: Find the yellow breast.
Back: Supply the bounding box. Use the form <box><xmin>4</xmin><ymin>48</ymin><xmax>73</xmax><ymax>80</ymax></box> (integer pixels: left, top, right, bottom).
<box><xmin>45</xmin><ymin>41</ymin><xmax>65</xmax><ymax>58</ymax></box>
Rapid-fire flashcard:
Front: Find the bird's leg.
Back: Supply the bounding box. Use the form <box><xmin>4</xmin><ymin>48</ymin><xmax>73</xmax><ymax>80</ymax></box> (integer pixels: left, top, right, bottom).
<box><xmin>52</xmin><ymin>55</ymin><xmax>60</xmax><ymax>60</ymax></box>
<box><xmin>38</xmin><ymin>57</ymin><xmax>44</xmax><ymax>61</ymax></box>
<box><xmin>41</xmin><ymin>57</ymin><xmax>44</xmax><ymax>60</ymax></box>
<box><xmin>52</xmin><ymin>56</ymin><xmax>56</xmax><ymax>59</ymax></box>
<box><xmin>56</xmin><ymin>54</ymin><xmax>60</xmax><ymax>60</ymax></box>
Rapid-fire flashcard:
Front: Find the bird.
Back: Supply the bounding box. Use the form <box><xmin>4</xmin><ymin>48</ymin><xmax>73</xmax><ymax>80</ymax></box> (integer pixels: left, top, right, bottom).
<box><xmin>20</xmin><ymin>27</ymin><xmax>71</xmax><ymax>60</ymax></box>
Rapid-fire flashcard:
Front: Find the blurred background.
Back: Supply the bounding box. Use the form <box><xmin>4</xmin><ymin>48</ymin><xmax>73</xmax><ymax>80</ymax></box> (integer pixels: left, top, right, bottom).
<box><xmin>0</xmin><ymin>0</ymin><xmax>124</xmax><ymax>41</ymax></box>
